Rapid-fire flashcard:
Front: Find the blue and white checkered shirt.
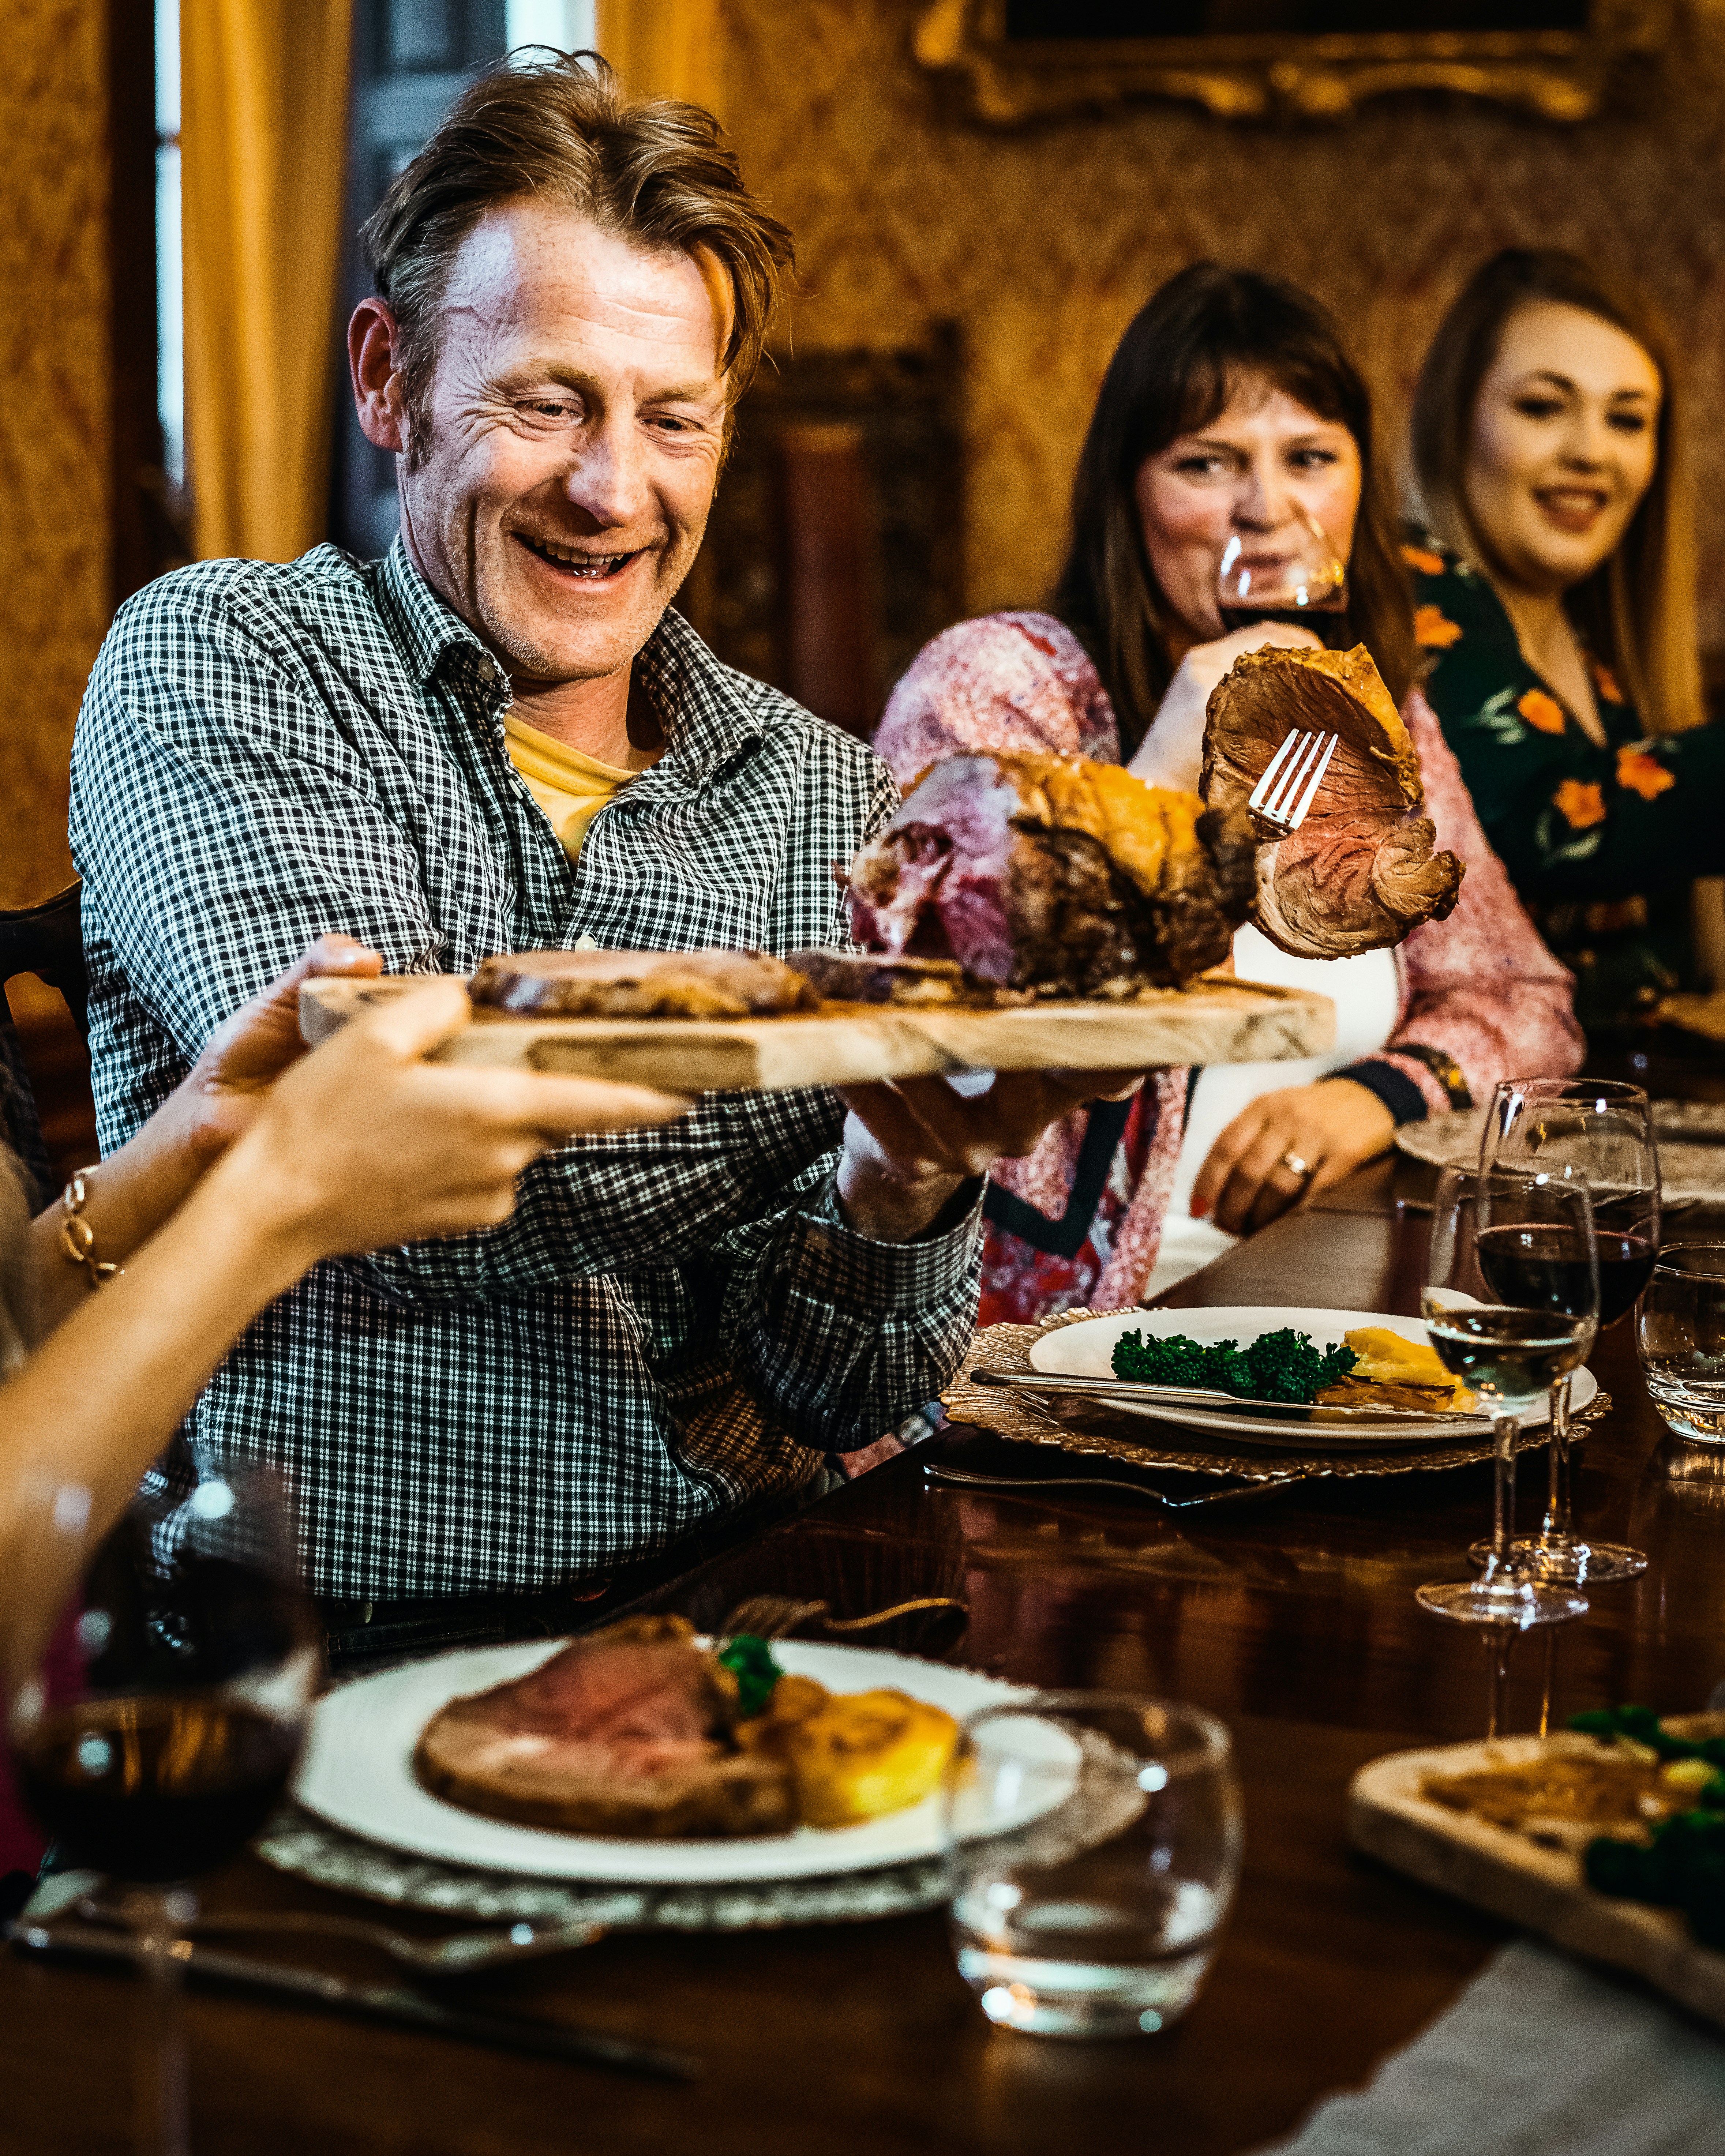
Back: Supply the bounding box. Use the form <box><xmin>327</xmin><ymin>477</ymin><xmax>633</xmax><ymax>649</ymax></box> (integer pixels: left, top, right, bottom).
<box><xmin>71</xmin><ymin>540</ymin><xmax>982</xmax><ymax>1600</ymax></box>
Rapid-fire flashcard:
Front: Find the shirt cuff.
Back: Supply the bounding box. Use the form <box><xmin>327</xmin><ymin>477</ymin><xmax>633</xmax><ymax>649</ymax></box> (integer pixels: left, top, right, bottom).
<box><xmin>1327</xmin><ymin>1060</ymin><xmax>1430</xmax><ymax>1126</ymax></box>
<box><xmin>797</xmin><ymin>1171</ymin><xmax>985</xmax><ymax>1316</ymax></box>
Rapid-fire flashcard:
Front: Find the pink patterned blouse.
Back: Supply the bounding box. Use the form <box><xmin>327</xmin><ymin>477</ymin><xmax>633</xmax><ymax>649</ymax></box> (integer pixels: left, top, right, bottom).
<box><xmin>876</xmin><ymin>612</ymin><xmax>1585</xmax><ymax>1325</ymax></box>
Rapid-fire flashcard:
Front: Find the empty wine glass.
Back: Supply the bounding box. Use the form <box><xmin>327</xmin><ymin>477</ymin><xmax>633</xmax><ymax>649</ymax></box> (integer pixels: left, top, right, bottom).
<box><xmin>1216</xmin><ymin>504</ymin><xmax>1347</xmax><ymax>640</ymax></box>
<box><xmin>1476</xmin><ymin>1078</ymin><xmax>1656</xmax><ymax>1584</ymax></box>
<box><xmin>1417</xmin><ymin>1164</ymin><xmax>1595</xmax><ymax>1628</ymax></box>
<box><xmin>7</xmin><ymin>1464</ymin><xmax>319</xmax><ymax>2156</ymax></box>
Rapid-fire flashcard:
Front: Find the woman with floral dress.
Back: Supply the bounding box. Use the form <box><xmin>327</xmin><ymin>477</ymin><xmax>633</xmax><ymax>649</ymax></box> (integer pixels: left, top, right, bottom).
<box><xmin>1409</xmin><ymin>248</ymin><xmax>1725</xmax><ymax>1038</ymax></box>
<box><xmin>878</xmin><ymin>265</ymin><xmax>1580</xmax><ymax>1326</ymax></box>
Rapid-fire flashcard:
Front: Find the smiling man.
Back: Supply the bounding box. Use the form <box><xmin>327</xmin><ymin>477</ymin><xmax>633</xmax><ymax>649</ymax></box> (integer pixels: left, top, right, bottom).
<box><xmin>70</xmin><ymin>53</ymin><xmax>1124</xmax><ymax>1655</ymax></box>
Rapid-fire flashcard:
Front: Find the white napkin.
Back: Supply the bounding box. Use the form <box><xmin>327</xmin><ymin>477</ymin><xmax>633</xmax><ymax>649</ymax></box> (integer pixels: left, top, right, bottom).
<box><xmin>1253</xmin><ymin>1938</ymin><xmax>1725</xmax><ymax>2156</ymax></box>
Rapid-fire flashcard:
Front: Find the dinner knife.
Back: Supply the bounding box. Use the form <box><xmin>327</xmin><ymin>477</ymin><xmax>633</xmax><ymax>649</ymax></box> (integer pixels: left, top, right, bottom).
<box><xmin>6</xmin><ymin>1919</ymin><xmax>700</xmax><ymax>2082</ymax></box>
<box><xmin>967</xmin><ymin>1367</ymin><xmax>1492</xmax><ymax>1428</ymax></box>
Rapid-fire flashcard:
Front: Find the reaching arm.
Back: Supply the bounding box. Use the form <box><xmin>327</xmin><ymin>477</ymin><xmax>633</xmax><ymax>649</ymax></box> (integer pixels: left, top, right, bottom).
<box><xmin>1</xmin><ymin>980</ymin><xmax>687</xmax><ymax>1674</ymax></box>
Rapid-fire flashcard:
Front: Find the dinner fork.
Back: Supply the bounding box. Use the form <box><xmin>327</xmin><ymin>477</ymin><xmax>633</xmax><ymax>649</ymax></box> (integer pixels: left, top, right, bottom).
<box><xmin>1248</xmin><ymin>728</ymin><xmax>1340</xmax><ymax>837</ymax></box>
<box><xmin>719</xmin><ymin>1593</ymin><xmax>968</xmax><ymax>1641</ymax></box>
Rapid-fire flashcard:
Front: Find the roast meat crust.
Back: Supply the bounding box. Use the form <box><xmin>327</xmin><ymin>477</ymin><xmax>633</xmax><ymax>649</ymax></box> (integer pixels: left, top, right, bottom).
<box><xmin>1201</xmin><ymin>644</ymin><xmax>1464</xmax><ymax>961</ymax></box>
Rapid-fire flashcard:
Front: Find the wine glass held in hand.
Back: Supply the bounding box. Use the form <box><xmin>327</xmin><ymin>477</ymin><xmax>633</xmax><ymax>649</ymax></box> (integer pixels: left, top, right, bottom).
<box><xmin>7</xmin><ymin>1465</ymin><xmax>317</xmax><ymax>2156</ymax></box>
<box><xmin>1416</xmin><ymin>1165</ymin><xmax>1595</xmax><ymax>1629</ymax></box>
<box><xmin>1215</xmin><ymin>505</ymin><xmax>1348</xmax><ymax>640</ymax></box>
<box><xmin>1476</xmin><ymin>1079</ymin><xmax>1656</xmax><ymax>1585</ymax></box>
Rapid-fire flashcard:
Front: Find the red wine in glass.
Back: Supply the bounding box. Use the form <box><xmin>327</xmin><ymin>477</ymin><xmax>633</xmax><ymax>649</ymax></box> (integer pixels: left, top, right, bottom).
<box><xmin>1474</xmin><ymin>1223</ymin><xmax>1656</xmax><ymax>1330</ymax></box>
<box><xmin>1216</xmin><ymin>601</ymin><xmax>1347</xmax><ymax>638</ymax></box>
<box><xmin>14</xmin><ymin>1694</ymin><xmax>301</xmax><ymax>1885</ymax></box>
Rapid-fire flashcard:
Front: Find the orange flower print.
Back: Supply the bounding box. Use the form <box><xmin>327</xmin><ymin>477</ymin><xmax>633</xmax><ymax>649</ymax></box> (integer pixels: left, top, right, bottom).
<box><xmin>1555</xmin><ymin>779</ymin><xmax>1607</xmax><ymax>829</ymax></box>
<box><xmin>1413</xmin><ymin>604</ymin><xmax>1463</xmax><ymax>649</ymax></box>
<box><xmin>1401</xmin><ymin>544</ymin><xmax>1445</xmax><ymax>575</ymax></box>
<box><xmin>1518</xmin><ymin>688</ymin><xmax>1567</xmax><ymax>736</ymax></box>
<box><xmin>1591</xmin><ymin>658</ymin><xmax>1625</xmax><ymax>705</ymax></box>
<box><xmin>1616</xmin><ymin>746</ymin><xmax>1675</xmax><ymax>800</ymax></box>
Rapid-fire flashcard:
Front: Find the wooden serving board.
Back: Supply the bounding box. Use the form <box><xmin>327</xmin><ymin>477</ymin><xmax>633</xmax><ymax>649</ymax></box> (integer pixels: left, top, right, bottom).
<box><xmin>1348</xmin><ymin>1731</ymin><xmax>1725</xmax><ymax>2032</ymax></box>
<box><xmin>298</xmin><ymin>972</ymin><xmax>1334</xmax><ymax>1092</ymax></box>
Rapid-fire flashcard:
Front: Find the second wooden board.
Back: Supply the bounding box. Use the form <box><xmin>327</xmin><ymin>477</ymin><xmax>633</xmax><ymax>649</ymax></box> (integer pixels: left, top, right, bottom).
<box><xmin>299</xmin><ymin>973</ymin><xmax>1334</xmax><ymax>1092</ymax></box>
<box><xmin>1349</xmin><ymin>1731</ymin><xmax>1725</xmax><ymax>2033</ymax></box>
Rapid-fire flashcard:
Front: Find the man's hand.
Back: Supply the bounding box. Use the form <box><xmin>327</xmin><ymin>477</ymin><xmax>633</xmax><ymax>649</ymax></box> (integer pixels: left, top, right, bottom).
<box><xmin>834</xmin><ymin>1068</ymin><xmax>1147</xmax><ymax>1244</ymax></box>
<box><xmin>1189</xmin><ymin>1078</ymin><xmax>1394</xmax><ymax>1237</ymax></box>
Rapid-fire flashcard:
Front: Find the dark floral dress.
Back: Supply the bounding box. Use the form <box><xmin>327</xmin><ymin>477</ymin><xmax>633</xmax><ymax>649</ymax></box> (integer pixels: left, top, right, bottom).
<box><xmin>1407</xmin><ymin>542</ymin><xmax>1725</xmax><ymax>1037</ymax></box>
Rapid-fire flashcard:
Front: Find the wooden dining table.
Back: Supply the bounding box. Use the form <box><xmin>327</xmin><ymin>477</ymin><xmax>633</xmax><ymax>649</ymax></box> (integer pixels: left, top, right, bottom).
<box><xmin>5</xmin><ymin>1146</ymin><xmax>1724</xmax><ymax>2155</ymax></box>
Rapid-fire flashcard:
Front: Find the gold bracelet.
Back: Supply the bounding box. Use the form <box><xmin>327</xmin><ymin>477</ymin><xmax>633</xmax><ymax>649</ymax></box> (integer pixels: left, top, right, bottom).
<box><xmin>59</xmin><ymin>1168</ymin><xmax>122</xmax><ymax>1289</ymax></box>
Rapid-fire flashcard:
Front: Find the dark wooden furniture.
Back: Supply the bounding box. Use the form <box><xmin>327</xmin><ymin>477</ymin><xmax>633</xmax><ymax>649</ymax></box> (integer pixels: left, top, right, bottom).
<box><xmin>3</xmin><ymin>1158</ymin><xmax>1720</xmax><ymax>2154</ymax></box>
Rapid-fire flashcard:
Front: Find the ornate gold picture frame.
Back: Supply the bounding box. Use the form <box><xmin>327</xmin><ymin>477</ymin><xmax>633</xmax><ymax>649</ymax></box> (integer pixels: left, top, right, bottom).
<box><xmin>914</xmin><ymin>1</ymin><xmax>1674</xmax><ymax>125</ymax></box>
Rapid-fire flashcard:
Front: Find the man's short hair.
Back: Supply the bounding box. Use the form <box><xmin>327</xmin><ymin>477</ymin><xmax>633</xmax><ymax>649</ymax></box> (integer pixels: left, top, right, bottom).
<box><xmin>360</xmin><ymin>50</ymin><xmax>794</xmax><ymax>445</ymax></box>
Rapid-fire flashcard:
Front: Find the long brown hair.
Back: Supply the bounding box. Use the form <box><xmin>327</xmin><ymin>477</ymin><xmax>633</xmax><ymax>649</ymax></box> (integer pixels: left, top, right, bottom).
<box><xmin>1051</xmin><ymin>263</ymin><xmax>1417</xmax><ymax>761</ymax></box>
<box><xmin>1410</xmin><ymin>248</ymin><xmax>1703</xmax><ymax>736</ymax></box>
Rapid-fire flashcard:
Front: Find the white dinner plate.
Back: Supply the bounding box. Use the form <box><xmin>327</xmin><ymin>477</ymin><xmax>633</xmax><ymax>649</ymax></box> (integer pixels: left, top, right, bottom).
<box><xmin>295</xmin><ymin>1638</ymin><xmax>1045</xmax><ymax>1882</ymax></box>
<box><xmin>1027</xmin><ymin>1305</ymin><xmax>1597</xmax><ymax>1449</ymax></box>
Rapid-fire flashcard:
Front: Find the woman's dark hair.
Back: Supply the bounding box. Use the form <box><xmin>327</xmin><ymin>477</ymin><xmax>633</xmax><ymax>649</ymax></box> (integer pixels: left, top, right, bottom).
<box><xmin>1410</xmin><ymin>247</ymin><xmax>1702</xmax><ymax>736</ymax></box>
<box><xmin>1051</xmin><ymin>262</ymin><xmax>1417</xmax><ymax>760</ymax></box>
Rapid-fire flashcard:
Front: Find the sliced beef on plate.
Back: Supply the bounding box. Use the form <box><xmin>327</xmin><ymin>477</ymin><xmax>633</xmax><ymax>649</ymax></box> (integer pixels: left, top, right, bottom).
<box><xmin>845</xmin><ymin>753</ymin><xmax>1255</xmax><ymax>994</ymax></box>
<box><xmin>1201</xmin><ymin>643</ymin><xmax>1465</xmax><ymax>961</ymax></box>
<box><xmin>413</xmin><ymin>1615</ymin><xmax>795</xmax><ymax>1838</ymax></box>
<box><xmin>469</xmin><ymin>949</ymin><xmax>818</xmax><ymax>1019</ymax></box>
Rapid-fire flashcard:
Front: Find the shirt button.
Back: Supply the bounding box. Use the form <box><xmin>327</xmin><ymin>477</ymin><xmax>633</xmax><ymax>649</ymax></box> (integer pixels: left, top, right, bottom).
<box><xmin>473</xmin><ymin>652</ymin><xmax>500</xmax><ymax>686</ymax></box>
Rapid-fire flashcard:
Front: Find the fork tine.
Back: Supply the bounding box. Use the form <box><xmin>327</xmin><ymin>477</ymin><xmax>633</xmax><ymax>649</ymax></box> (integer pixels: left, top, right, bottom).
<box><xmin>1247</xmin><ymin>729</ymin><xmax>1301</xmax><ymax>816</ymax></box>
<box><xmin>1257</xmin><ymin>731</ymin><xmax>1322</xmax><ymax>824</ymax></box>
<box><xmin>1286</xmin><ymin>729</ymin><xmax>1339</xmax><ymax>828</ymax></box>
<box><xmin>1265</xmin><ymin>730</ymin><xmax>1328</xmax><ymax>821</ymax></box>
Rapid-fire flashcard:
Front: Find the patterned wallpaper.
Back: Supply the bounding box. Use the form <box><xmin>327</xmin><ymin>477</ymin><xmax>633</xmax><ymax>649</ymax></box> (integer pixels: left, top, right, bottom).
<box><xmin>0</xmin><ymin>3</ymin><xmax>111</xmax><ymax>907</ymax></box>
<box><xmin>721</xmin><ymin>0</ymin><xmax>1725</xmax><ymax>651</ymax></box>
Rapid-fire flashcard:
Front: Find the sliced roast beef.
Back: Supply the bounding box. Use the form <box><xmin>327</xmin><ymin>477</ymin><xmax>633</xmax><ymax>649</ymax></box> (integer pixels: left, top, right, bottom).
<box><xmin>1200</xmin><ymin>645</ymin><xmax>1465</xmax><ymax>960</ymax></box>
<box><xmin>413</xmin><ymin>1615</ymin><xmax>795</xmax><ymax>1838</ymax></box>
<box><xmin>845</xmin><ymin>753</ymin><xmax>1256</xmax><ymax>994</ymax></box>
<box><xmin>469</xmin><ymin>949</ymin><xmax>818</xmax><ymax>1019</ymax></box>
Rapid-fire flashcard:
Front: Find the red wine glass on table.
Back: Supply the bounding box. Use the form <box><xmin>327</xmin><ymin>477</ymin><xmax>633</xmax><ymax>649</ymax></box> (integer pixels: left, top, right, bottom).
<box><xmin>5</xmin><ymin>1465</ymin><xmax>318</xmax><ymax>2156</ymax></box>
<box><xmin>1215</xmin><ymin>506</ymin><xmax>1348</xmax><ymax>641</ymax></box>
<box><xmin>1474</xmin><ymin>1078</ymin><xmax>1656</xmax><ymax>1584</ymax></box>
<box><xmin>1417</xmin><ymin>1164</ymin><xmax>1596</xmax><ymax>1629</ymax></box>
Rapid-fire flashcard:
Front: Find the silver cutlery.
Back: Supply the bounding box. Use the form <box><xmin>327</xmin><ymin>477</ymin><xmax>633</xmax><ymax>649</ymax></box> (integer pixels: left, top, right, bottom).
<box><xmin>74</xmin><ymin>1900</ymin><xmax>605</xmax><ymax>1977</ymax></box>
<box><xmin>1248</xmin><ymin>727</ymin><xmax>1340</xmax><ymax>837</ymax></box>
<box><xmin>7</xmin><ymin>1918</ymin><xmax>698</xmax><ymax>2080</ymax></box>
<box><xmin>719</xmin><ymin>1593</ymin><xmax>968</xmax><ymax>1641</ymax></box>
<box><xmin>968</xmin><ymin>1366</ymin><xmax>1491</xmax><ymax>1428</ymax></box>
<box><xmin>923</xmin><ymin>1461</ymin><xmax>1295</xmax><ymax>1511</ymax></box>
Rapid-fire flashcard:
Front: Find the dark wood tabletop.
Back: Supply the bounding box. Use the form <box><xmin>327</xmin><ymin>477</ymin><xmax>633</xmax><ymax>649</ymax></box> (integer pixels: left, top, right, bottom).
<box><xmin>6</xmin><ymin>1149</ymin><xmax>1724</xmax><ymax>2155</ymax></box>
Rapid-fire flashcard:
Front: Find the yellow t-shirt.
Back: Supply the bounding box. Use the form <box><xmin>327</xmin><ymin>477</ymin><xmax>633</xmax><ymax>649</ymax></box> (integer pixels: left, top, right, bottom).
<box><xmin>503</xmin><ymin>713</ymin><xmax>636</xmax><ymax>863</ymax></box>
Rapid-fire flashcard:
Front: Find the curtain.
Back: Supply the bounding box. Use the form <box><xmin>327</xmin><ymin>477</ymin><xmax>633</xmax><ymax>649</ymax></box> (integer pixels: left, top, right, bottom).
<box><xmin>181</xmin><ymin>0</ymin><xmax>354</xmax><ymax>563</ymax></box>
<box><xmin>595</xmin><ymin>0</ymin><xmax>723</xmax><ymax>112</ymax></box>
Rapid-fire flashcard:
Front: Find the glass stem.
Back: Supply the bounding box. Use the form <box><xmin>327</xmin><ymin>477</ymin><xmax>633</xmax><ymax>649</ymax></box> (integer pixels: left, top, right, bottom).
<box><xmin>1539</xmin><ymin>1372</ymin><xmax>1575</xmax><ymax>1548</ymax></box>
<box><xmin>1481</xmin><ymin>1413</ymin><xmax>1520</xmax><ymax>1585</ymax></box>
<box><xmin>124</xmin><ymin>1886</ymin><xmax>192</xmax><ymax>2156</ymax></box>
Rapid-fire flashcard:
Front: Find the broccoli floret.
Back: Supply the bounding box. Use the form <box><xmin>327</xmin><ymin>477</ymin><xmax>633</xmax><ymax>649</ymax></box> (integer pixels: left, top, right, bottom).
<box><xmin>716</xmin><ymin>1633</ymin><xmax>781</xmax><ymax>1719</ymax></box>
<box><xmin>1586</xmin><ymin>1834</ymin><xmax>1658</xmax><ymax>1900</ymax></box>
<box><xmin>1566</xmin><ymin>1704</ymin><xmax>1699</xmax><ymax>1759</ymax></box>
<box><xmin>1110</xmin><ymin>1327</ymin><xmax>1355</xmax><ymax>1404</ymax></box>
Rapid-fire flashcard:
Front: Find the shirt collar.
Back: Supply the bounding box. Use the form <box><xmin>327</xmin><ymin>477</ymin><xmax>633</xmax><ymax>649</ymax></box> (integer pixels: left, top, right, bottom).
<box><xmin>372</xmin><ymin>536</ymin><xmax>498</xmax><ymax>689</ymax></box>
<box><xmin>371</xmin><ymin>536</ymin><xmax>767</xmax><ymax>782</ymax></box>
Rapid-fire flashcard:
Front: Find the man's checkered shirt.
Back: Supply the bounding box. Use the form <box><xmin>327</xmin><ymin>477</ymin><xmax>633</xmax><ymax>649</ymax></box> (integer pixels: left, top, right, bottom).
<box><xmin>71</xmin><ymin>541</ymin><xmax>983</xmax><ymax>1600</ymax></box>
